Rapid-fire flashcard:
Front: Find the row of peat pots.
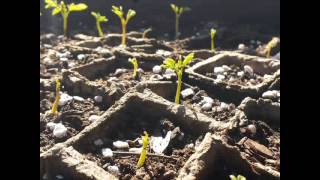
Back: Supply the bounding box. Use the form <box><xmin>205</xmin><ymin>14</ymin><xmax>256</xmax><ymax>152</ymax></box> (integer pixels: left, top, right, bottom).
<box><xmin>40</xmin><ymin>33</ymin><xmax>280</xmax><ymax>180</ymax></box>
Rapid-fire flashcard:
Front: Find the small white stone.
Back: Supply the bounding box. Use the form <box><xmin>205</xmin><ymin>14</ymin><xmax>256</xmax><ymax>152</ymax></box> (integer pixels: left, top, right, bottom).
<box><xmin>164</xmin><ymin>68</ymin><xmax>175</xmax><ymax>75</ymax></box>
<box><xmin>68</xmin><ymin>61</ymin><xmax>76</xmax><ymax>68</ymax></box>
<box><xmin>43</xmin><ymin>44</ymin><xmax>52</xmax><ymax>48</ymax></box>
<box><xmin>46</xmin><ymin>122</ymin><xmax>56</xmax><ymax>131</ymax></box>
<box><xmin>238</xmin><ymin>44</ymin><xmax>246</xmax><ymax>50</ymax></box>
<box><xmin>53</xmin><ymin>123</ymin><xmax>67</xmax><ymax>138</ymax></box>
<box><xmin>220</xmin><ymin>102</ymin><xmax>229</xmax><ymax>111</ymax></box>
<box><xmin>102</xmin><ymin>148</ymin><xmax>113</xmax><ymax>157</ymax></box>
<box><xmin>138</xmin><ymin>139</ymin><xmax>143</xmax><ymax>145</ymax></box>
<box><xmin>43</xmin><ymin>57</ymin><xmax>53</xmax><ymax>64</ymax></box>
<box><xmin>129</xmin><ymin>147</ymin><xmax>142</xmax><ymax>153</ymax></box>
<box><xmin>201</xmin><ymin>96</ymin><xmax>214</xmax><ymax>104</ymax></box>
<box><xmin>201</xmin><ymin>102</ymin><xmax>212</xmax><ymax>111</ymax></box>
<box><xmin>156</xmin><ymin>50</ymin><xmax>172</xmax><ymax>56</ymax></box>
<box><xmin>150</xmin><ymin>74</ymin><xmax>163</xmax><ymax>81</ymax></box>
<box><xmin>263</xmin><ymin>74</ymin><xmax>272</xmax><ymax>79</ymax></box>
<box><xmin>77</xmin><ymin>54</ymin><xmax>86</xmax><ymax>60</ymax></box>
<box><xmin>237</xmin><ymin>71</ymin><xmax>244</xmax><ymax>77</ymax></box>
<box><xmin>186</xmin><ymin>143</ymin><xmax>194</xmax><ymax>149</ymax></box>
<box><xmin>59</xmin><ymin>93</ymin><xmax>73</xmax><ymax>106</ymax></box>
<box><xmin>137</xmin><ymin>68</ymin><xmax>144</xmax><ymax>73</ymax></box>
<box><xmin>59</xmin><ymin>57</ymin><xmax>68</xmax><ymax>61</ymax></box>
<box><xmin>114</xmin><ymin>68</ymin><xmax>127</xmax><ymax>76</ymax></box>
<box><xmin>216</xmin><ymin>74</ymin><xmax>225</xmax><ymax>80</ymax></box>
<box><xmin>248</xmin><ymin>124</ymin><xmax>257</xmax><ymax>134</ymax></box>
<box><xmin>89</xmin><ymin>115</ymin><xmax>100</xmax><ymax>122</ymax></box>
<box><xmin>94</xmin><ymin>96</ymin><xmax>103</xmax><ymax>103</ymax></box>
<box><xmin>94</xmin><ymin>139</ymin><xmax>104</xmax><ymax>146</ymax></box>
<box><xmin>262</xmin><ymin>90</ymin><xmax>279</xmax><ymax>99</ymax></box>
<box><xmin>56</xmin><ymin>175</ymin><xmax>64</xmax><ymax>179</ymax></box>
<box><xmin>214</xmin><ymin>67</ymin><xmax>224</xmax><ymax>74</ymax></box>
<box><xmin>73</xmin><ymin>96</ymin><xmax>84</xmax><ymax>101</ymax></box>
<box><xmin>107</xmin><ymin>165</ymin><xmax>119</xmax><ymax>174</ymax></box>
<box><xmin>181</xmin><ymin>88</ymin><xmax>194</xmax><ymax>99</ymax></box>
<box><xmin>152</xmin><ymin>65</ymin><xmax>162</xmax><ymax>74</ymax></box>
<box><xmin>222</xmin><ymin>65</ymin><xmax>231</xmax><ymax>71</ymax></box>
<box><xmin>113</xmin><ymin>141</ymin><xmax>129</xmax><ymax>149</ymax></box>
<box><xmin>244</xmin><ymin>65</ymin><xmax>254</xmax><ymax>76</ymax></box>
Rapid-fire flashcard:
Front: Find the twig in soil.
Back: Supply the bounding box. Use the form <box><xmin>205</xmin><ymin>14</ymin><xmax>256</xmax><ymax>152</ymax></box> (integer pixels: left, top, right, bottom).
<box><xmin>112</xmin><ymin>151</ymin><xmax>178</xmax><ymax>161</ymax></box>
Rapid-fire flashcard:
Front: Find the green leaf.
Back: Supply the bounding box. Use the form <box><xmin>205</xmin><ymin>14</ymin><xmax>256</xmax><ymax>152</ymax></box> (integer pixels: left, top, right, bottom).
<box><xmin>112</xmin><ymin>5</ymin><xmax>124</xmax><ymax>18</ymax></box>
<box><xmin>126</xmin><ymin>9</ymin><xmax>136</xmax><ymax>23</ymax></box>
<box><xmin>229</xmin><ymin>175</ymin><xmax>237</xmax><ymax>180</ymax></box>
<box><xmin>69</xmin><ymin>3</ymin><xmax>87</xmax><ymax>12</ymax></box>
<box><xmin>91</xmin><ymin>11</ymin><xmax>98</xmax><ymax>18</ymax></box>
<box><xmin>237</xmin><ymin>175</ymin><xmax>246</xmax><ymax>180</ymax></box>
<box><xmin>52</xmin><ymin>7</ymin><xmax>61</xmax><ymax>16</ymax></box>
<box><xmin>162</xmin><ymin>58</ymin><xmax>176</xmax><ymax>69</ymax></box>
<box><xmin>210</xmin><ymin>28</ymin><xmax>216</xmax><ymax>37</ymax></box>
<box><xmin>183</xmin><ymin>53</ymin><xmax>194</xmax><ymax>66</ymax></box>
<box><xmin>45</xmin><ymin>0</ymin><xmax>58</xmax><ymax>9</ymax></box>
<box><xmin>99</xmin><ymin>16</ymin><xmax>108</xmax><ymax>22</ymax></box>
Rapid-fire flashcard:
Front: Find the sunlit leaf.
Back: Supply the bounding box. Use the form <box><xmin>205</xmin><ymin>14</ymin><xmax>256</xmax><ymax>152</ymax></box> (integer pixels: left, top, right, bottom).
<box><xmin>45</xmin><ymin>0</ymin><xmax>58</xmax><ymax>9</ymax></box>
<box><xmin>69</xmin><ymin>3</ymin><xmax>87</xmax><ymax>12</ymax></box>
<box><xmin>183</xmin><ymin>53</ymin><xmax>194</xmax><ymax>66</ymax></box>
<box><xmin>126</xmin><ymin>9</ymin><xmax>136</xmax><ymax>23</ymax></box>
<box><xmin>162</xmin><ymin>58</ymin><xmax>176</xmax><ymax>69</ymax></box>
<box><xmin>91</xmin><ymin>11</ymin><xmax>98</xmax><ymax>18</ymax></box>
<box><xmin>52</xmin><ymin>7</ymin><xmax>61</xmax><ymax>16</ymax></box>
<box><xmin>112</xmin><ymin>5</ymin><xmax>123</xmax><ymax>18</ymax></box>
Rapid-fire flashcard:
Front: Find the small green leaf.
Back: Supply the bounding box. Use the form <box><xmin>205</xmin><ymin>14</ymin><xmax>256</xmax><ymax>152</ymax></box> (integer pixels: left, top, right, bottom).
<box><xmin>91</xmin><ymin>11</ymin><xmax>98</xmax><ymax>18</ymax></box>
<box><xmin>162</xmin><ymin>58</ymin><xmax>176</xmax><ymax>69</ymax></box>
<box><xmin>69</xmin><ymin>3</ymin><xmax>87</xmax><ymax>12</ymax></box>
<box><xmin>237</xmin><ymin>175</ymin><xmax>246</xmax><ymax>180</ymax></box>
<box><xmin>126</xmin><ymin>9</ymin><xmax>136</xmax><ymax>23</ymax></box>
<box><xmin>52</xmin><ymin>7</ymin><xmax>61</xmax><ymax>15</ymax></box>
<box><xmin>229</xmin><ymin>175</ymin><xmax>237</xmax><ymax>180</ymax></box>
<box><xmin>45</xmin><ymin>0</ymin><xmax>58</xmax><ymax>9</ymax></box>
<box><xmin>183</xmin><ymin>53</ymin><xmax>194</xmax><ymax>66</ymax></box>
<box><xmin>112</xmin><ymin>5</ymin><xmax>124</xmax><ymax>18</ymax></box>
<box><xmin>170</xmin><ymin>4</ymin><xmax>177</xmax><ymax>13</ymax></box>
<box><xmin>99</xmin><ymin>16</ymin><xmax>108</xmax><ymax>22</ymax></box>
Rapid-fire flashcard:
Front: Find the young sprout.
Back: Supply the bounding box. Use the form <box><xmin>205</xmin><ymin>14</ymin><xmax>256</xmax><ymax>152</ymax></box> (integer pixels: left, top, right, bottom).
<box><xmin>44</xmin><ymin>0</ymin><xmax>88</xmax><ymax>37</ymax></box>
<box><xmin>229</xmin><ymin>174</ymin><xmax>246</xmax><ymax>180</ymax></box>
<box><xmin>210</xmin><ymin>28</ymin><xmax>217</xmax><ymax>51</ymax></box>
<box><xmin>128</xmin><ymin>57</ymin><xmax>138</xmax><ymax>79</ymax></box>
<box><xmin>137</xmin><ymin>131</ymin><xmax>149</xmax><ymax>168</ymax></box>
<box><xmin>51</xmin><ymin>79</ymin><xmax>61</xmax><ymax>114</ymax></box>
<box><xmin>162</xmin><ymin>53</ymin><xmax>194</xmax><ymax>104</ymax></box>
<box><xmin>91</xmin><ymin>11</ymin><xmax>108</xmax><ymax>37</ymax></box>
<box><xmin>265</xmin><ymin>37</ymin><xmax>280</xmax><ymax>58</ymax></box>
<box><xmin>142</xmin><ymin>27</ymin><xmax>152</xmax><ymax>39</ymax></box>
<box><xmin>111</xmin><ymin>5</ymin><xmax>136</xmax><ymax>46</ymax></box>
<box><xmin>170</xmin><ymin>4</ymin><xmax>191</xmax><ymax>39</ymax></box>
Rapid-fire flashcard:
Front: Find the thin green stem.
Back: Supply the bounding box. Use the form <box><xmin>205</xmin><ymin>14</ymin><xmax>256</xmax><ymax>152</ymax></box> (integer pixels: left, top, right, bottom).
<box><xmin>211</xmin><ymin>36</ymin><xmax>215</xmax><ymax>51</ymax></box>
<box><xmin>175</xmin><ymin>15</ymin><xmax>180</xmax><ymax>39</ymax></box>
<box><xmin>63</xmin><ymin>14</ymin><xmax>68</xmax><ymax>37</ymax></box>
<box><xmin>96</xmin><ymin>21</ymin><xmax>104</xmax><ymax>37</ymax></box>
<box><xmin>121</xmin><ymin>20</ymin><xmax>127</xmax><ymax>46</ymax></box>
<box><xmin>175</xmin><ymin>70</ymin><xmax>182</xmax><ymax>104</ymax></box>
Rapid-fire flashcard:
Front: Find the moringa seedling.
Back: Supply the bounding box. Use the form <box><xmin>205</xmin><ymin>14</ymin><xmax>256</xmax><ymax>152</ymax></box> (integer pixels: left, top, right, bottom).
<box><xmin>210</xmin><ymin>28</ymin><xmax>217</xmax><ymax>52</ymax></box>
<box><xmin>128</xmin><ymin>57</ymin><xmax>138</xmax><ymax>79</ymax></box>
<box><xmin>162</xmin><ymin>53</ymin><xmax>194</xmax><ymax>104</ymax></box>
<box><xmin>44</xmin><ymin>0</ymin><xmax>87</xmax><ymax>37</ymax></box>
<box><xmin>137</xmin><ymin>131</ymin><xmax>149</xmax><ymax>168</ymax></box>
<box><xmin>170</xmin><ymin>4</ymin><xmax>191</xmax><ymax>39</ymax></box>
<box><xmin>91</xmin><ymin>11</ymin><xmax>108</xmax><ymax>37</ymax></box>
<box><xmin>265</xmin><ymin>37</ymin><xmax>280</xmax><ymax>58</ymax></box>
<box><xmin>229</xmin><ymin>174</ymin><xmax>246</xmax><ymax>180</ymax></box>
<box><xmin>51</xmin><ymin>79</ymin><xmax>61</xmax><ymax>114</ymax></box>
<box><xmin>142</xmin><ymin>27</ymin><xmax>152</xmax><ymax>39</ymax></box>
<box><xmin>111</xmin><ymin>5</ymin><xmax>136</xmax><ymax>47</ymax></box>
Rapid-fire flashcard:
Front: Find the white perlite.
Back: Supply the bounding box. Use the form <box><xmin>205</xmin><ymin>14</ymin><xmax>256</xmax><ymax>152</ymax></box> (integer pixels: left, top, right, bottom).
<box><xmin>113</xmin><ymin>141</ymin><xmax>129</xmax><ymax>149</ymax></box>
<box><xmin>102</xmin><ymin>148</ymin><xmax>113</xmax><ymax>157</ymax></box>
<box><xmin>56</xmin><ymin>175</ymin><xmax>64</xmax><ymax>179</ymax></box>
<box><xmin>53</xmin><ymin>123</ymin><xmax>67</xmax><ymax>138</ymax></box>
<box><xmin>77</xmin><ymin>54</ymin><xmax>86</xmax><ymax>60</ymax></box>
<box><xmin>238</xmin><ymin>44</ymin><xmax>246</xmax><ymax>50</ymax></box>
<box><xmin>73</xmin><ymin>96</ymin><xmax>84</xmax><ymax>101</ymax></box>
<box><xmin>151</xmin><ymin>131</ymin><xmax>172</xmax><ymax>154</ymax></box>
<box><xmin>217</xmin><ymin>74</ymin><xmax>225</xmax><ymax>80</ymax></box>
<box><xmin>248</xmin><ymin>124</ymin><xmax>257</xmax><ymax>134</ymax></box>
<box><xmin>129</xmin><ymin>147</ymin><xmax>143</xmax><ymax>153</ymax></box>
<box><xmin>114</xmin><ymin>68</ymin><xmax>127</xmax><ymax>76</ymax></box>
<box><xmin>152</xmin><ymin>65</ymin><xmax>162</xmax><ymax>74</ymax></box>
<box><xmin>220</xmin><ymin>102</ymin><xmax>229</xmax><ymax>111</ymax></box>
<box><xmin>107</xmin><ymin>166</ymin><xmax>119</xmax><ymax>174</ymax></box>
<box><xmin>200</xmin><ymin>96</ymin><xmax>214</xmax><ymax>105</ymax></box>
<box><xmin>201</xmin><ymin>102</ymin><xmax>212</xmax><ymax>111</ymax></box>
<box><xmin>59</xmin><ymin>57</ymin><xmax>68</xmax><ymax>61</ymax></box>
<box><xmin>181</xmin><ymin>88</ymin><xmax>194</xmax><ymax>99</ymax></box>
<box><xmin>59</xmin><ymin>93</ymin><xmax>73</xmax><ymax>106</ymax></box>
<box><xmin>222</xmin><ymin>65</ymin><xmax>231</xmax><ymax>71</ymax></box>
<box><xmin>88</xmin><ymin>115</ymin><xmax>100</xmax><ymax>122</ymax></box>
<box><xmin>262</xmin><ymin>90</ymin><xmax>280</xmax><ymax>99</ymax></box>
<box><xmin>244</xmin><ymin>65</ymin><xmax>254</xmax><ymax>76</ymax></box>
<box><xmin>214</xmin><ymin>67</ymin><xmax>224</xmax><ymax>74</ymax></box>
<box><xmin>94</xmin><ymin>95</ymin><xmax>103</xmax><ymax>103</ymax></box>
<box><xmin>46</xmin><ymin>122</ymin><xmax>57</xmax><ymax>131</ymax></box>
<box><xmin>237</xmin><ymin>71</ymin><xmax>244</xmax><ymax>77</ymax></box>
<box><xmin>137</xmin><ymin>68</ymin><xmax>144</xmax><ymax>73</ymax></box>
<box><xmin>94</xmin><ymin>139</ymin><xmax>104</xmax><ymax>146</ymax></box>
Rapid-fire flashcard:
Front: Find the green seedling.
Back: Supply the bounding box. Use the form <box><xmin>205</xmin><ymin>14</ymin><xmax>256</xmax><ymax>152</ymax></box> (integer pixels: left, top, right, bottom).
<box><xmin>210</xmin><ymin>28</ymin><xmax>217</xmax><ymax>51</ymax></box>
<box><xmin>51</xmin><ymin>79</ymin><xmax>61</xmax><ymax>114</ymax></box>
<box><xmin>137</xmin><ymin>131</ymin><xmax>149</xmax><ymax>168</ymax></box>
<box><xmin>265</xmin><ymin>37</ymin><xmax>280</xmax><ymax>58</ymax></box>
<box><xmin>142</xmin><ymin>28</ymin><xmax>152</xmax><ymax>39</ymax></box>
<box><xmin>170</xmin><ymin>4</ymin><xmax>191</xmax><ymax>39</ymax></box>
<box><xmin>128</xmin><ymin>57</ymin><xmax>138</xmax><ymax>79</ymax></box>
<box><xmin>162</xmin><ymin>53</ymin><xmax>194</xmax><ymax>104</ymax></box>
<box><xmin>91</xmin><ymin>11</ymin><xmax>108</xmax><ymax>37</ymax></box>
<box><xmin>229</xmin><ymin>174</ymin><xmax>246</xmax><ymax>180</ymax></box>
<box><xmin>111</xmin><ymin>5</ymin><xmax>136</xmax><ymax>46</ymax></box>
<box><xmin>44</xmin><ymin>0</ymin><xmax>88</xmax><ymax>37</ymax></box>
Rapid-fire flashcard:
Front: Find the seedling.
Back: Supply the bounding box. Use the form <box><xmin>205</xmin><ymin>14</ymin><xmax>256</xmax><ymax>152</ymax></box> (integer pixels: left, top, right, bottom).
<box><xmin>51</xmin><ymin>79</ymin><xmax>61</xmax><ymax>114</ymax></box>
<box><xmin>91</xmin><ymin>11</ymin><xmax>108</xmax><ymax>37</ymax></box>
<box><xmin>111</xmin><ymin>5</ymin><xmax>136</xmax><ymax>46</ymax></box>
<box><xmin>44</xmin><ymin>0</ymin><xmax>88</xmax><ymax>37</ymax></box>
<box><xmin>162</xmin><ymin>53</ymin><xmax>194</xmax><ymax>104</ymax></box>
<box><xmin>210</xmin><ymin>28</ymin><xmax>217</xmax><ymax>51</ymax></box>
<box><xmin>265</xmin><ymin>37</ymin><xmax>280</xmax><ymax>58</ymax></box>
<box><xmin>170</xmin><ymin>4</ymin><xmax>191</xmax><ymax>39</ymax></box>
<box><xmin>128</xmin><ymin>57</ymin><xmax>138</xmax><ymax>79</ymax></box>
<box><xmin>142</xmin><ymin>27</ymin><xmax>152</xmax><ymax>39</ymax></box>
<box><xmin>229</xmin><ymin>174</ymin><xmax>246</xmax><ymax>180</ymax></box>
<box><xmin>137</xmin><ymin>131</ymin><xmax>149</xmax><ymax>168</ymax></box>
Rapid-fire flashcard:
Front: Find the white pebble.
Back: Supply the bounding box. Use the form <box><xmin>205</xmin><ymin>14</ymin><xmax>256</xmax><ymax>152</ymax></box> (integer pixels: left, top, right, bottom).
<box><xmin>73</xmin><ymin>96</ymin><xmax>84</xmax><ymax>101</ymax></box>
<box><xmin>152</xmin><ymin>65</ymin><xmax>162</xmax><ymax>74</ymax></box>
<box><xmin>262</xmin><ymin>90</ymin><xmax>279</xmax><ymax>99</ymax></box>
<box><xmin>201</xmin><ymin>96</ymin><xmax>214</xmax><ymax>105</ymax></box>
<box><xmin>137</xmin><ymin>68</ymin><xmax>144</xmax><ymax>73</ymax></box>
<box><xmin>237</xmin><ymin>71</ymin><xmax>244</xmax><ymax>77</ymax></box>
<box><xmin>222</xmin><ymin>65</ymin><xmax>231</xmax><ymax>71</ymax></box>
<box><xmin>129</xmin><ymin>147</ymin><xmax>142</xmax><ymax>153</ymax></box>
<box><xmin>56</xmin><ymin>175</ymin><xmax>64</xmax><ymax>179</ymax></box>
<box><xmin>114</xmin><ymin>68</ymin><xmax>127</xmax><ymax>76</ymax></box>
<box><xmin>220</xmin><ymin>102</ymin><xmax>229</xmax><ymax>111</ymax></box>
<box><xmin>107</xmin><ymin>166</ymin><xmax>119</xmax><ymax>174</ymax></box>
<box><xmin>244</xmin><ymin>65</ymin><xmax>254</xmax><ymax>76</ymax></box>
<box><xmin>77</xmin><ymin>54</ymin><xmax>86</xmax><ymax>60</ymax></box>
<box><xmin>89</xmin><ymin>115</ymin><xmax>100</xmax><ymax>122</ymax></box>
<box><xmin>59</xmin><ymin>93</ymin><xmax>73</xmax><ymax>106</ymax></box>
<box><xmin>94</xmin><ymin>96</ymin><xmax>103</xmax><ymax>103</ymax></box>
<box><xmin>181</xmin><ymin>88</ymin><xmax>195</xmax><ymax>99</ymax></box>
<box><xmin>164</xmin><ymin>68</ymin><xmax>175</xmax><ymax>75</ymax></box>
<box><xmin>59</xmin><ymin>57</ymin><xmax>68</xmax><ymax>61</ymax></box>
<box><xmin>214</xmin><ymin>67</ymin><xmax>224</xmax><ymax>74</ymax></box>
<box><xmin>46</xmin><ymin>122</ymin><xmax>57</xmax><ymax>131</ymax></box>
<box><xmin>201</xmin><ymin>102</ymin><xmax>212</xmax><ymax>111</ymax></box>
<box><xmin>53</xmin><ymin>123</ymin><xmax>67</xmax><ymax>138</ymax></box>
<box><xmin>113</xmin><ymin>141</ymin><xmax>129</xmax><ymax>149</ymax></box>
<box><xmin>94</xmin><ymin>139</ymin><xmax>104</xmax><ymax>146</ymax></box>
<box><xmin>217</xmin><ymin>74</ymin><xmax>225</xmax><ymax>80</ymax></box>
<box><xmin>102</xmin><ymin>148</ymin><xmax>113</xmax><ymax>157</ymax></box>
<box><xmin>248</xmin><ymin>124</ymin><xmax>257</xmax><ymax>134</ymax></box>
<box><xmin>238</xmin><ymin>44</ymin><xmax>246</xmax><ymax>50</ymax></box>
<box><xmin>186</xmin><ymin>143</ymin><xmax>194</xmax><ymax>149</ymax></box>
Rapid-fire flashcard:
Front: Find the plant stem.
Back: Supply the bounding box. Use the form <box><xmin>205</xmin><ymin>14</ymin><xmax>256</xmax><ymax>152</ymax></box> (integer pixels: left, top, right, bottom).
<box><xmin>63</xmin><ymin>14</ymin><xmax>68</xmax><ymax>37</ymax></box>
<box><xmin>266</xmin><ymin>48</ymin><xmax>271</xmax><ymax>58</ymax></box>
<box><xmin>175</xmin><ymin>70</ymin><xmax>182</xmax><ymax>104</ymax></box>
<box><xmin>175</xmin><ymin>14</ymin><xmax>180</xmax><ymax>39</ymax></box>
<box><xmin>121</xmin><ymin>21</ymin><xmax>127</xmax><ymax>46</ymax></box>
<box><xmin>96</xmin><ymin>21</ymin><xmax>104</xmax><ymax>37</ymax></box>
<box><xmin>211</xmin><ymin>36</ymin><xmax>215</xmax><ymax>51</ymax></box>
